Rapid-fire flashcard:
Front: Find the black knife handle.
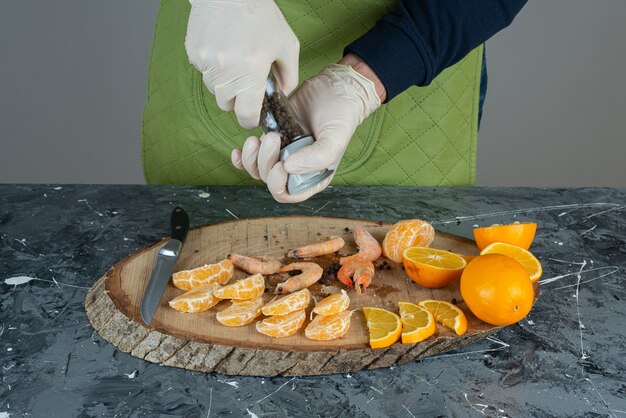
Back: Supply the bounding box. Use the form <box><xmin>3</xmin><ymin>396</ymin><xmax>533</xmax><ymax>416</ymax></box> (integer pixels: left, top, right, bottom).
<box><xmin>170</xmin><ymin>207</ymin><xmax>189</xmax><ymax>243</ymax></box>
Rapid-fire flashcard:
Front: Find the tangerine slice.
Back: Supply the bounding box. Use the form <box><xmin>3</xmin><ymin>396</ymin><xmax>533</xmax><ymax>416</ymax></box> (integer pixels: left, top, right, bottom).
<box><xmin>256</xmin><ymin>309</ymin><xmax>306</xmax><ymax>338</ymax></box>
<box><xmin>362</xmin><ymin>307</ymin><xmax>402</xmax><ymax>349</ymax></box>
<box><xmin>262</xmin><ymin>289</ymin><xmax>310</xmax><ymax>316</ymax></box>
<box><xmin>213</xmin><ymin>273</ymin><xmax>265</xmax><ymax>300</ymax></box>
<box><xmin>398</xmin><ymin>302</ymin><xmax>436</xmax><ymax>344</ymax></box>
<box><xmin>402</xmin><ymin>247</ymin><xmax>467</xmax><ymax>288</ymax></box>
<box><xmin>312</xmin><ymin>290</ymin><xmax>350</xmax><ymax>316</ymax></box>
<box><xmin>473</xmin><ymin>222</ymin><xmax>537</xmax><ymax>250</ymax></box>
<box><xmin>480</xmin><ymin>242</ymin><xmax>542</xmax><ymax>282</ymax></box>
<box><xmin>168</xmin><ymin>283</ymin><xmax>221</xmax><ymax>313</ymax></box>
<box><xmin>304</xmin><ymin>311</ymin><xmax>352</xmax><ymax>341</ymax></box>
<box><xmin>172</xmin><ymin>259</ymin><xmax>234</xmax><ymax>290</ymax></box>
<box><xmin>418</xmin><ymin>300</ymin><xmax>467</xmax><ymax>335</ymax></box>
<box><xmin>382</xmin><ymin>219</ymin><xmax>435</xmax><ymax>263</ymax></box>
<box><xmin>216</xmin><ymin>296</ymin><xmax>264</xmax><ymax>327</ymax></box>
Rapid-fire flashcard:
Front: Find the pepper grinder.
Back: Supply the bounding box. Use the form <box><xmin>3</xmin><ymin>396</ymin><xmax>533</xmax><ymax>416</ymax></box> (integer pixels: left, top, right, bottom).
<box><xmin>259</xmin><ymin>71</ymin><xmax>333</xmax><ymax>195</ymax></box>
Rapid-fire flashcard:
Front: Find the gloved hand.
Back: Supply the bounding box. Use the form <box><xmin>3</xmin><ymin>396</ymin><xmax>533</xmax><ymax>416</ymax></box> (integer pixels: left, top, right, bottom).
<box><xmin>185</xmin><ymin>0</ymin><xmax>299</xmax><ymax>129</ymax></box>
<box><xmin>231</xmin><ymin>64</ymin><xmax>382</xmax><ymax>203</ymax></box>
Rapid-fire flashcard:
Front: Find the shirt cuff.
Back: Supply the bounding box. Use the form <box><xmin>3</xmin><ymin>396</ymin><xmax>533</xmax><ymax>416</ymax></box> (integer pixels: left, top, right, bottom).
<box><xmin>344</xmin><ymin>18</ymin><xmax>433</xmax><ymax>102</ymax></box>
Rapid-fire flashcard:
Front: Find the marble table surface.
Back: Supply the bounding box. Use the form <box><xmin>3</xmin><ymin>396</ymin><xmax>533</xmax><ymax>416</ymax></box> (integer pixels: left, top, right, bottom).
<box><xmin>1</xmin><ymin>185</ymin><xmax>625</xmax><ymax>418</ymax></box>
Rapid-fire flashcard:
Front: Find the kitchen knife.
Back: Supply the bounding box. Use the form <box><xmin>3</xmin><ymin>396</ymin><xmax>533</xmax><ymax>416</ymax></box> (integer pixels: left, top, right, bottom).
<box><xmin>140</xmin><ymin>206</ymin><xmax>189</xmax><ymax>325</ymax></box>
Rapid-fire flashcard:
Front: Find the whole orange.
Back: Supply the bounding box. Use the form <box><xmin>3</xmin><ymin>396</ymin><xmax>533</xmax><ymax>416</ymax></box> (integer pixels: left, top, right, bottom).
<box><xmin>460</xmin><ymin>254</ymin><xmax>534</xmax><ymax>326</ymax></box>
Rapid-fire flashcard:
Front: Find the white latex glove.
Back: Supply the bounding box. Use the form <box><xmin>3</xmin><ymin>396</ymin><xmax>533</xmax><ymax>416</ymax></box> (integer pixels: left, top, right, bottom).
<box><xmin>231</xmin><ymin>64</ymin><xmax>381</xmax><ymax>203</ymax></box>
<box><xmin>185</xmin><ymin>0</ymin><xmax>299</xmax><ymax>129</ymax></box>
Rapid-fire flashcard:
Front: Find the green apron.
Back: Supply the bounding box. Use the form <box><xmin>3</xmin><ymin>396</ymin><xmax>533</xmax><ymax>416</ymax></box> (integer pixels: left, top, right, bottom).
<box><xmin>142</xmin><ymin>0</ymin><xmax>482</xmax><ymax>186</ymax></box>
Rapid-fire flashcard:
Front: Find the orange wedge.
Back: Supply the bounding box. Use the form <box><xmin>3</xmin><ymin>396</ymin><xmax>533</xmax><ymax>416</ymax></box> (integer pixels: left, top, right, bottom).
<box><xmin>216</xmin><ymin>296</ymin><xmax>264</xmax><ymax>327</ymax></box>
<box><xmin>418</xmin><ymin>300</ymin><xmax>467</xmax><ymax>335</ymax></box>
<box><xmin>473</xmin><ymin>222</ymin><xmax>537</xmax><ymax>251</ymax></box>
<box><xmin>168</xmin><ymin>283</ymin><xmax>221</xmax><ymax>313</ymax></box>
<box><xmin>213</xmin><ymin>273</ymin><xmax>265</xmax><ymax>300</ymax></box>
<box><xmin>262</xmin><ymin>289</ymin><xmax>310</xmax><ymax>316</ymax></box>
<box><xmin>382</xmin><ymin>219</ymin><xmax>435</xmax><ymax>263</ymax></box>
<box><xmin>398</xmin><ymin>302</ymin><xmax>436</xmax><ymax>344</ymax></box>
<box><xmin>304</xmin><ymin>311</ymin><xmax>352</xmax><ymax>341</ymax></box>
<box><xmin>362</xmin><ymin>307</ymin><xmax>402</xmax><ymax>349</ymax></box>
<box><xmin>312</xmin><ymin>290</ymin><xmax>350</xmax><ymax>316</ymax></box>
<box><xmin>172</xmin><ymin>259</ymin><xmax>234</xmax><ymax>290</ymax></box>
<box><xmin>480</xmin><ymin>242</ymin><xmax>542</xmax><ymax>282</ymax></box>
<box><xmin>256</xmin><ymin>309</ymin><xmax>306</xmax><ymax>338</ymax></box>
<box><xmin>402</xmin><ymin>247</ymin><xmax>467</xmax><ymax>288</ymax></box>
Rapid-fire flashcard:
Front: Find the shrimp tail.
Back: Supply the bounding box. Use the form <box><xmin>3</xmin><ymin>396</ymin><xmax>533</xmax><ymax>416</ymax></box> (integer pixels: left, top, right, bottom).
<box><xmin>353</xmin><ymin>261</ymin><xmax>375</xmax><ymax>294</ymax></box>
<box><xmin>338</xmin><ymin>259</ymin><xmax>375</xmax><ymax>292</ymax></box>
<box><xmin>337</xmin><ymin>264</ymin><xmax>354</xmax><ymax>287</ymax></box>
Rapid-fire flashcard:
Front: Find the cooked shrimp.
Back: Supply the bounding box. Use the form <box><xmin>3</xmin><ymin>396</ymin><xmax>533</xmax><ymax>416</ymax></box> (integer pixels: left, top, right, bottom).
<box><xmin>276</xmin><ymin>262</ymin><xmax>323</xmax><ymax>294</ymax></box>
<box><xmin>339</xmin><ymin>225</ymin><xmax>382</xmax><ymax>265</ymax></box>
<box><xmin>228</xmin><ymin>253</ymin><xmax>282</xmax><ymax>275</ymax></box>
<box><xmin>337</xmin><ymin>260</ymin><xmax>375</xmax><ymax>293</ymax></box>
<box><xmin>288</xmin><ymin>236</ymin><xmax>345</xmax><ymax>259</ymax></box>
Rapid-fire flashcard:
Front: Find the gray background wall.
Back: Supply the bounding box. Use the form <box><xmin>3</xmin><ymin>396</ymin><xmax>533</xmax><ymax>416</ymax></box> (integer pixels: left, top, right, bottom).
<box><xmin>1</xmin><ymin>1</ymin><xmax>625</xmax><ymax>186</ymax></box>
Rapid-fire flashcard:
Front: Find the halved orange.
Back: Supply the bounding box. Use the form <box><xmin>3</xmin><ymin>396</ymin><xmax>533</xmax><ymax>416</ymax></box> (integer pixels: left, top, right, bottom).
<box><xmin>304</xmin><ymin>311</ymin><xmax>352</xmax><ymax>341</ymax></box>
<box><xmin>172</xmin><ymin>259</ymin><xmax>234</xmax><ymax>290</ymax></box>
<box><xmin>418</xmin><ymin>300</ymin><xmax>467</xmax><ymax>335</ymax></box>
<box><xmin>262</xmin><ymin>289</ymin><xmax>310</xmax><ymax>316</ymax></box>
<box><xmin>256</xmin><ymin>309</ymin><xmax>306</xmax><ymax>338</ymax></box>
<box><xmin>480</xmin><ymin>242</ymin><xmax>542</xmax><ymax>282</ymax></box>
<box><xmin>382</xmin><ymin>219</ymin><xmax>435</xmax><ymax>263</ymax></box>
<box><xmin>168</xmin><ymin>283</ymin><xmax>221</xmax><ymax>313</ymax></box>
<box><xmin>473</xmin><ymin>222</ymin><xmax>537</xmax><ymax>251</ymax></box>
<box><xmin>213</xmin><ymin>273</ymin><xmax>265</xmax><ymax>300</ymax></box>
<box><xmin>402</xmin><ymin>247</ymin><xmax>467</xmax><ymax>288</ymax></box>
<box><xmin>362</xmin><ymin>307</ymin><xmax>402</xmax><ymax>349</ymax></box>
<box><xmin>216</xmin><ymin>296</ymin><xmax>264</xmax><ymax>327</ymax></box>
<box><xmin>398</xmin><ymin>302</ymin><xmax>436</xmax><ymax>344</ymax></box>
<box><xmin>312</xmin><ymin>290</ymin><xmax>350</xmax><ymax>316</ymax></box>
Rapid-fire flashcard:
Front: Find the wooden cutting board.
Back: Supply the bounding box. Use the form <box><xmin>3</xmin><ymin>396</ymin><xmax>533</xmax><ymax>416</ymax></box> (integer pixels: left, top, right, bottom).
<box><xmin>85</xmin><ymin>216</ymin><xmax>538</xmax><ymax>376</ymax></box>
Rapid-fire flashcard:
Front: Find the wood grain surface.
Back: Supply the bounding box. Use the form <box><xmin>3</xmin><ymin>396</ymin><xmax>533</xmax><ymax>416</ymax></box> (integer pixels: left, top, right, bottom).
<box><xmin>85</xmin><ymin>216</ymin><xmax>538</xmax><ymax>376</ymax></box>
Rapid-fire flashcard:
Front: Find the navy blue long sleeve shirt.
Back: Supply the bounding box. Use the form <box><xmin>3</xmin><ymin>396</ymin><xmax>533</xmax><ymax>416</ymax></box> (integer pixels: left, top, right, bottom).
<box><xmin>345</xmin><ymin>0</ymin><xmax>527</xmax><ymax>102</ymax></box>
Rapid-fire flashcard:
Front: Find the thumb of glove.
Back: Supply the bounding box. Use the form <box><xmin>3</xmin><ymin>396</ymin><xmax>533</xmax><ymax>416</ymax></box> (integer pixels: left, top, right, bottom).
<box><xmin>282</xmin><ymin>127</ymin><xmax>349</xmax><ymax>175</ymax></box>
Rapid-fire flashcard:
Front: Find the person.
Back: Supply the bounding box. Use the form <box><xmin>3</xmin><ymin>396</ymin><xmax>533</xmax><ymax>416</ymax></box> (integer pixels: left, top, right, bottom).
<box><xmin>142</xmin><ymin>0</ymin><xmax>527</xmax><ymax>203</ymax></box>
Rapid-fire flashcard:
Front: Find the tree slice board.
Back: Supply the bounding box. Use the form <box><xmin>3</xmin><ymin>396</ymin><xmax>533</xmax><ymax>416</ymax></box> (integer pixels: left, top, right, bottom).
<box><xmin>85</xmin><ymin>216</ymin><xmax>539</xmax><ymax>376</ymax></box>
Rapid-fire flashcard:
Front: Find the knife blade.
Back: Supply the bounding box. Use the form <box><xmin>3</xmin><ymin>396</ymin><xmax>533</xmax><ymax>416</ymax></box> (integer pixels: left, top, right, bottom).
<box><xmin>140</xmin><ymin>206</ymin><xmax>189</xmax><ymax>325</ymax></box>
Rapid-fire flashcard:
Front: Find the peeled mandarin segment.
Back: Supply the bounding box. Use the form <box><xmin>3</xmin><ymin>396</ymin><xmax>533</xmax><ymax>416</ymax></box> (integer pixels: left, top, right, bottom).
<box><xmin>312</xmin><ymin>291</ymin><xmax>350</xmax><ymax>316</ymax></box>
<box><xmin>304</xmin><ymin>311</ymin><xmax>352</xmax><ymax>341</ymax></box>
<box><xmin>382</xmin><ymin>219</ymin><xmax>435</xmax><ymax>263</ymax></box>
<box><xmin>256</xmin><ymin>309</ymin><xmax>306</xmax><ymax>338</ymax></box>
<box><xmin>397</xmin><ymin>302</ymin><xmax>436</xmax><ymax>344</ymax></box>
<box><xmin>213</xmin><ymin>273</ymin><xmax>265</xmax><ymax>300</ymax></box>
<box><xmin>473</xmin><ymin>222</ymin><xmax>537</xmax><ymax>251</ymax></box>
<box><xmin>172</xmin><ymin>259</ymin><xmax>234</xmax><ymax>290</ymax></box>
<box><xmin>402</xmin><ymin>247</ymin><xmax>467</xmax><ymax>288</ymax></box>
<box><xmin>361</xmin><ymin>307</ymin><xmax>402</xmax><ymax>349</ymax></box>
<box><xmin>417</xmin><ymin>300</ymin><xmax>467</xmax><ymax>336</ymax></box>
<box><xmin>480</xmin><ymin>242</ymin><xmax>543</xmax><ymax>282</ymax></box>
<box><xmin>262</xmin><ymin>289</ymin><xmax>310</xmax><ymax>316</ymax></box>
<box><xmin>168</xmin><ymin>283</ymin><xmax>222</xmax><ymax>313</ymax></box>
<box><xmin>460</xmin><ymin>254</ymin><xmax>534</xmax><ymax>326</ymax></box>
<box><xmin>216</xmin><ymin>296</ymin><xmax>264</xmax><ymax>327</ymax></box>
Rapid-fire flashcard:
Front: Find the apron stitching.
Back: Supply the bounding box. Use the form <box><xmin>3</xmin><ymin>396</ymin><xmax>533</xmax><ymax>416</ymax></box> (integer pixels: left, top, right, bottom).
<box><xmin>193</xmin><ymin>71</ymin><xmax>243</xmax><ymax>150</ymax></box>
<box><xmin>368</xmin><ymin>51</ymin><xmax>480</xmax><ymax>186</ymax></box>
